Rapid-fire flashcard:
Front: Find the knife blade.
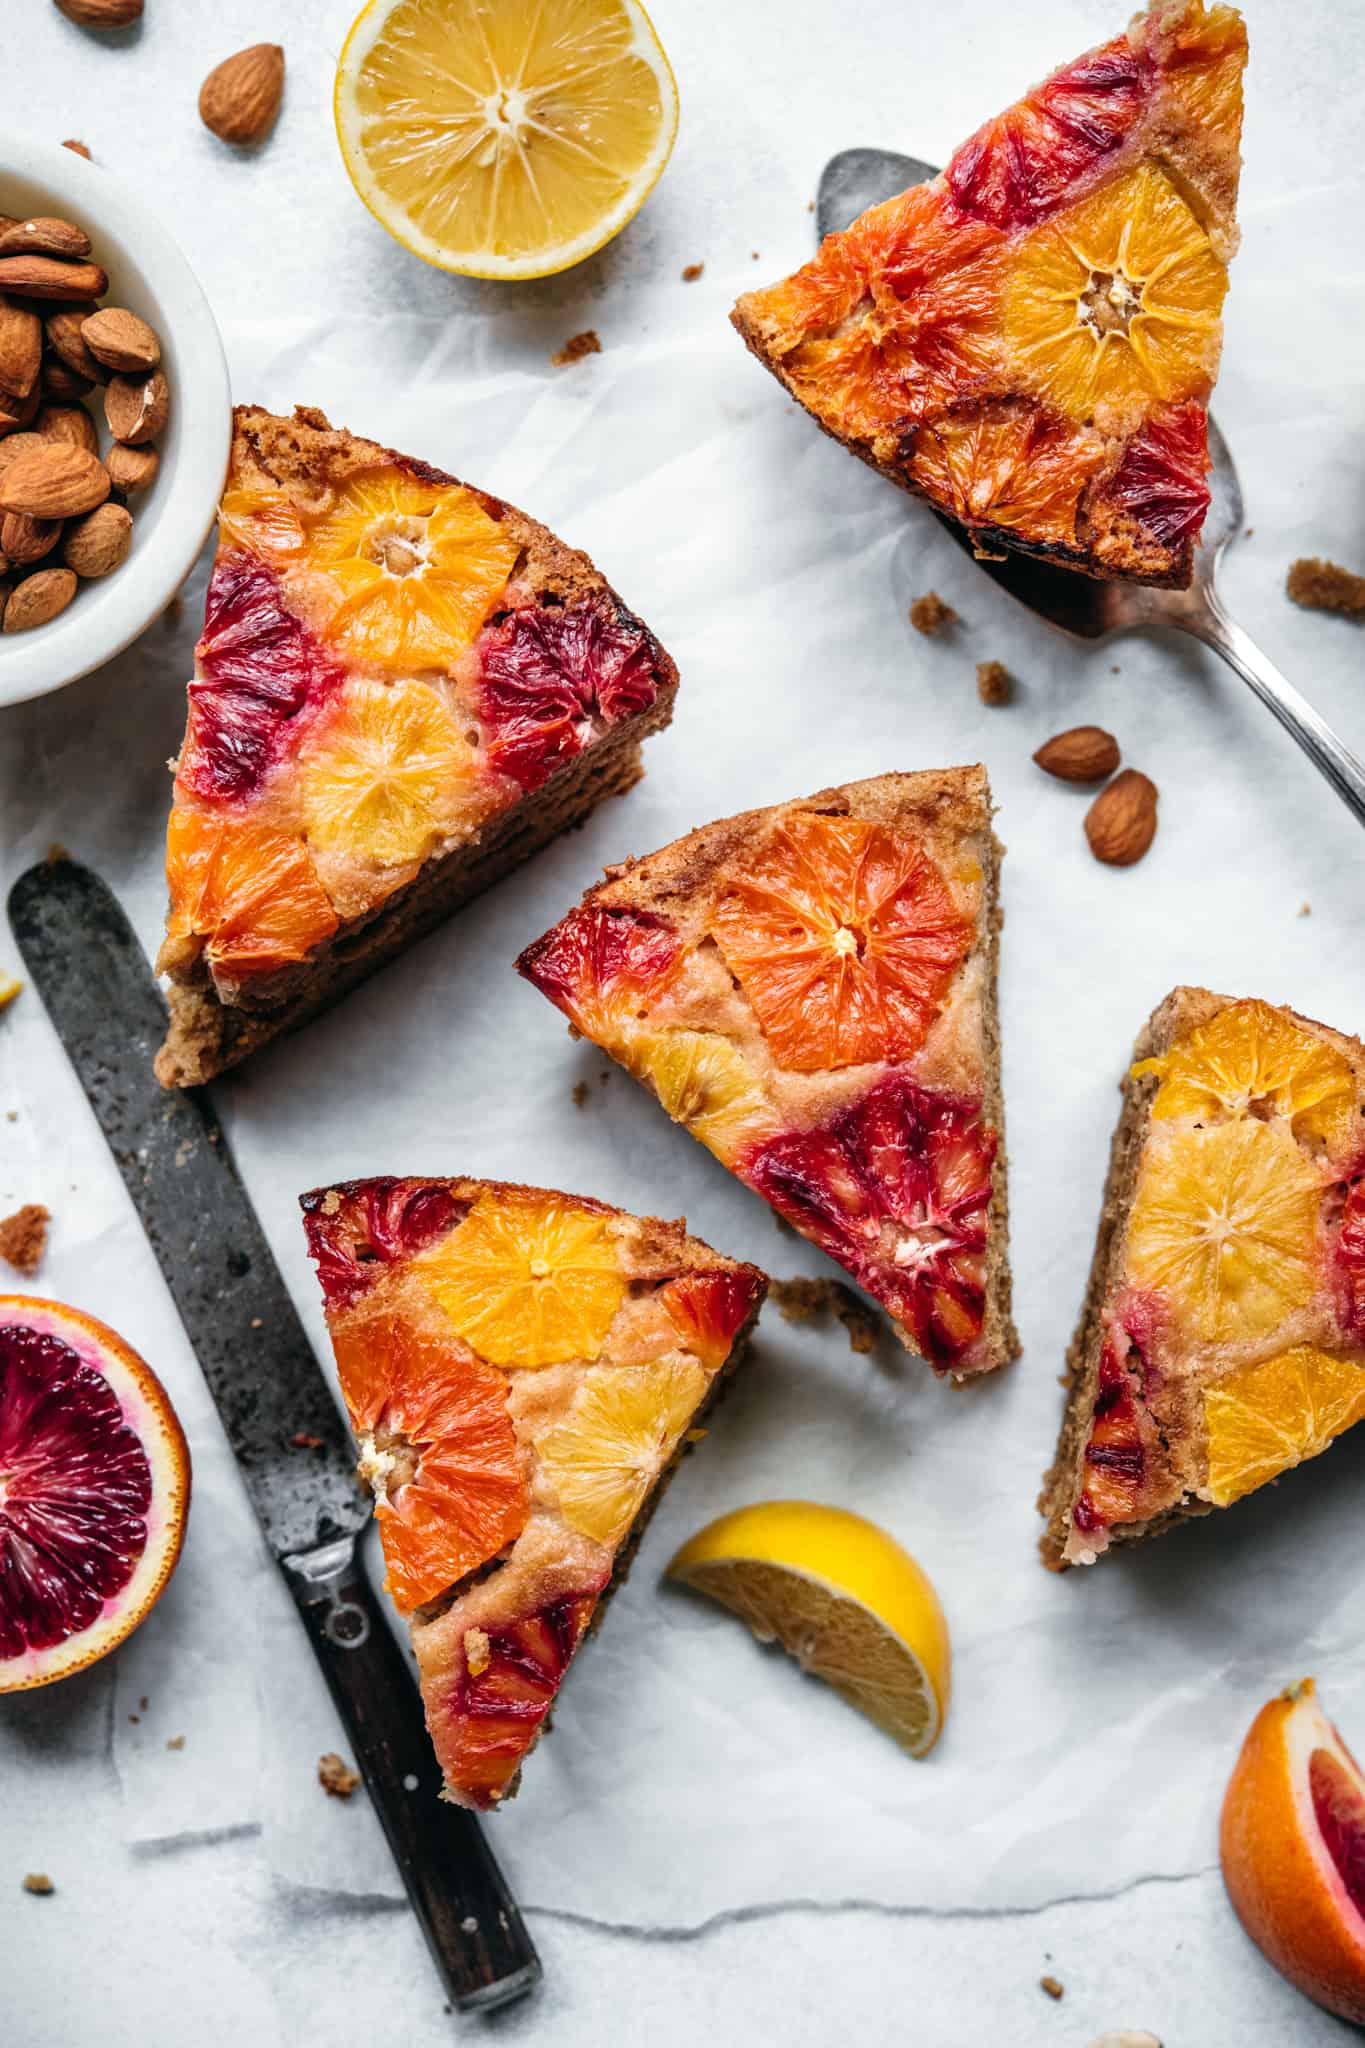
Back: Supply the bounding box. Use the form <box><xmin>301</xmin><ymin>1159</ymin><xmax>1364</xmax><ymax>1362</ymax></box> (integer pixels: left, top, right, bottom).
<box><xmin>8</xmin><ymin>856</ymin><xmax>541</xmax><ymax>2017</ymax></box>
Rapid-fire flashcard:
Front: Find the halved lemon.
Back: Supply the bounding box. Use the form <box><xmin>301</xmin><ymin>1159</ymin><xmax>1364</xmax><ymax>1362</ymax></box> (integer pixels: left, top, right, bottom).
<box><xmin>334</xmin><ymin>0</ymin><xmax>680</xmax><ymax>281</ymax></box>
<box><xmin>668</xmin><ymin>1501</ymin><xmax>951</xmax><ymax>1757</ymax></box>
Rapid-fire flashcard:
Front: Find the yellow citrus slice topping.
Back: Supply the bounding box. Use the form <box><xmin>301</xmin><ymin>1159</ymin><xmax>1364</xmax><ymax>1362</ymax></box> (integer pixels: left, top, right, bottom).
<box><xmin>539</xmin><ymin>1356</ymin><xmax>707</xmax><ymax>1546</ymax></box>
<box><xmin>414</xmin><ymin>1189</ymin><xmax>626</xmax><ymax>1367</ymax></box>
<box><xmin>300</xmin><ymin>677</ymin><xmax>486</xmax><ymax>871</ymax></box>
<box><xmin>307</xmin><ymin>471</ymin><xmax>519</xmax><ymax>671</ymax></box>
<box><xmin>1133</xmin><ymin>1000</ymin><xmax>1358</xmax><ymax>1149</ymax></box>
<box><xmin>1205</xmin><ymin>1346</ymin><xmax>1365</xmax><ymax>1507</ymax></box>
<box><xmin>334</xmin><ymin>0</ymin><xmax>679</xmax><ymax>282</ymax></box>
<box><xmin>1126</xmin><ymin>1120</ymin><xmax>1320</xmax><ymax>1344</ymax></box>
<box><xmin>710</xmin><ymin>813</ymin><xmax>972</xmax><ymax>1073</ymax></box>
<box><xmin>668</xmin><ymin>1501</ymin><xmax>950</xmax><ymax>1758</ymax></box>
<box><xmin>626</xmin><ymin>1028</ymin><xmax>780</xmax><ymax>1165</ymax></box>
<box><xmin>1002</xmin><ymin>163</ymin><xmax>1227</xmax><ymax>425</ymax></box>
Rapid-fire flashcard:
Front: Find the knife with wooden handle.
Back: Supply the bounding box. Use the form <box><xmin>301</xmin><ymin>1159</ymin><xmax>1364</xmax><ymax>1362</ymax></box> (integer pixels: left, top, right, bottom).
<box><xmin>8</xmin><ymin>856</ymin><xmax>541</xmax><ymax>2017</ymax></box>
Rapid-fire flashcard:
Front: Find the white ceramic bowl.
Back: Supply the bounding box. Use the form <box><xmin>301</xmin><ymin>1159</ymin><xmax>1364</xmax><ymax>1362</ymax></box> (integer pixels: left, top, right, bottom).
<box><xmin>0</xmin><ymin>135</ymin><xmax>230</xmax><ymax>709</ymax></box>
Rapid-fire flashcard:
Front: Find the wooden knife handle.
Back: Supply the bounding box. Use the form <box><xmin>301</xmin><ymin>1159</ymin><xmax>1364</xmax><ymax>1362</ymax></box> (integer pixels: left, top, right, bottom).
<box><xmin>283</xmin><ymin>1537</ymin><xmax>541</xmax><ymax>2014</ymax></box>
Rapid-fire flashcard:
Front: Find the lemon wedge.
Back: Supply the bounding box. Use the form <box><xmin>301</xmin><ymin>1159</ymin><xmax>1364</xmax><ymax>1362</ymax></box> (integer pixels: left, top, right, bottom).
<box><xmin>668</xmin><ymin>1501</ymin><xmax>951</xmax><ymax>1757</ymax></box>
<box><xmin>334</xmin><ymin>0</ymin><xmax>680</xmax><ymax>281</ymax></box>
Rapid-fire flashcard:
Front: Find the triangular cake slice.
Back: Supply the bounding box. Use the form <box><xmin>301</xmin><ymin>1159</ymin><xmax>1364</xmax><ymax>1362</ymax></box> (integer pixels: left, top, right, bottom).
<box><xmin>518</xmin><ymin>768</ymin><xmax>1016</xmax><ymax>1377</ymax></box>
<box><xmin>302</xmin><ymin>1175</ymin><xmax>765</xmax><ymax>1808</ymax></box>
<box><xmin>1041</xmin><ymin>989</ymin><xmax>1365</xmax><ymax>1568</ymax></box>
<box><xmin>733</xmin><ymin>1</ymin><xmax>1245</xmax><ymax>587</ymax></box>
<box><xmin>155</xmin><ymin>405</ymin><xmax>678</xmax><ymax>1086</ymax></box>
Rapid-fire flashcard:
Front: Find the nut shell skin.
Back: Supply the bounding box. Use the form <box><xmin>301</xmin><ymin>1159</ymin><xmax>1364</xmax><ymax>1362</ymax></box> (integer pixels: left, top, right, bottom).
<box><xmin>1034</xmin><ymin>725</ymin><xmax>1121</xmax><ymax>784</ymax></box>
<box><xmin>1084</xmin><ymin>770</ymin><xmax>1158</xmax><ymax>866</ymax></box>
<box><xmin>199</xmin><ymin>44</ymin><xmax>286</xmax><ymax>146</ymax></box>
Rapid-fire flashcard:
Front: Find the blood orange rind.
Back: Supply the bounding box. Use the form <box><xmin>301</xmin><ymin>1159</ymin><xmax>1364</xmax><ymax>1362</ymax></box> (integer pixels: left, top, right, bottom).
<box><xmin>0</xmin><ymin>1297</ymin><xmax>190</xmax><ymax>1694</ymax></box>
<box><xmin>1221</xmin><ymin>1677</ymin><xmax>1365</xmax><ymax>2026</ymax></box>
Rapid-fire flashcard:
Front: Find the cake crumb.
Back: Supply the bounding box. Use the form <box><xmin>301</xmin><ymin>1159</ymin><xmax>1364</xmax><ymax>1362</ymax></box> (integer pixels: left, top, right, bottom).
<box><xmin>63</xmin><ymin>140</ymin><xmax>91</xmax><ymax>158</ymax></box>
<box><xmin>291</xmin><ymin>1431</ymin><xmax>323</xmax><ymax>1450</ymax></box>
<box><xmin>22</xmin><ymin>1873</ymin><xmax>54</xmax><ymax>1896</ymax></box>
<box><xmin>140</xmin><ymin>1697</ymin><xmax>148</xmax><ymax>1711</ymax></box>
<box><xmin>572</xmin><ymin>1080</ymin><xmax>592</xmax><ymax>1110</ymax></box>
<box><xmin>464</xmin><ymin>1628</ymin><xmax>491</xmax><ymax>1678</ymax></box>
<box><xmin>1287</xmin><ymin>557</ymin><xmax>1365</xmax><ymax>616</ymax></box>
<box><xmin>681</xmin><ymin>262</ymin><xmax>704</xmax><ymax>282</ymax></box>
<box><xmin>976</xmin><ymin>659</ymin><xmax>1014</xmax><ymax>706</ymax></box>
<box><xmin>318</xmin><ymin>1752</ymin><xmax>361</xmax><ymax>1800</ymax></box>
<box><xmin>551</xmin><ymin>329</ymin><xmax>601</xmax><ymax>368</ymax></box>
<box><xmin>46</xmin><ymin>843</ymin><xmax>69</xmax><ymax>865</ymax></box>
<box><xmin>770</xmin><ymin>1276</ymin><xmax>878</xmax><ymax>1355</ymax></box>
<box><xmin>909</xmin><ymin>591</ymin><xmax>957</xmax><ymax>637</ymax></box>
<box><xmin>1039</xmin><ymin>1975</ymin><xmax>1065</xmax><ymax>2001</ymax></box>
<box><xmin>751</xmin><ymin>250</ymin><xmax>760</xmax><ymax>260</ymax></box>
<box><xmin>1299</xmin><ymin>901</ymin><xmax>1312</xmax><ymax>917</ymax></box>
<box><xmin>166</xmin><ymin>1735</ymin><xmax>185</xmax><ymax>1752</ymax></box>
<box><xmin>0</xmin><ymin>1205</ymin><xmax>49</xmax><ymax>1276</ymax></box>
<box><xmin>0</xmin><ymin>973</ymin><xmax>24</xmax><ymax>1011</ymax></box>
<box><xmin>250</xmin><ymin>1316</ymin><xmax>262</xmax><ymax>1329</ymax></box>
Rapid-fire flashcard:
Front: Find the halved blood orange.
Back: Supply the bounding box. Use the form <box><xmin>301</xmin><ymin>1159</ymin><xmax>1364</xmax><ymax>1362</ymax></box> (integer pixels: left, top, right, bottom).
<box><xmin>1222</xmin><ymin>1678</ymin><xmax>1365</xmax><ymax>2024</ymax></box>
<box><xmin>329</xmin><ymin>1311</ymin><xmax>526</xmax><ymax>1612</ymax></box>
<box><xmin>710</xmin><ymin>812</ymin><xmax>971</xmax><ymax>1072</ymax></box>
<box><xmin>0</xmin><ymin>1298</ymin><xmax>190</xmax><ymax>1693</ymax></box>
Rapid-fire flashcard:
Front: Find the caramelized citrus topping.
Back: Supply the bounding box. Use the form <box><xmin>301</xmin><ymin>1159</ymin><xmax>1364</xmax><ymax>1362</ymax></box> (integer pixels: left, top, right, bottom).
<box><xmin>539</xmin><ymin>1357</ymin><xmax>708</xmax><ymax>1545</ymax></box>
<box><xmin>414</xmin><ymin>1189</ymin><xmax>626</xmax><ymax>1368</ymax></box>
<box><xmin>300</xmin><ymin>676</ymin><xmax>488</xmax><ymax>872</ymax></box>
<box><xmin>906</xmin><ymin>401</ymin><xmax>1104</xmax><ymax>549</ymax></box>
<box><xmin>1204</xmin><ymin>1346</ymin><xmax>1365</xmax><ymax>1506</ymax></box>
<box><xmin>1133</xmin><ymin>999</ymin><xmax>1358</xmax><ymax>1149</ymax></box>
<box><xmin>164</xmin><ymin>809</ymin><xmax>338</xmax><ymax>979</ymax></box>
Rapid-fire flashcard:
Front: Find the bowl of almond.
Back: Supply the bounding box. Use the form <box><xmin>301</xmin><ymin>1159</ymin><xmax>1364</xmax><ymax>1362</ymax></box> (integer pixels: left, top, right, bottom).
<box><xmin>0</xmin><ymin>134</ymin><xmax>230</xmax><ymax>707</ymax></box>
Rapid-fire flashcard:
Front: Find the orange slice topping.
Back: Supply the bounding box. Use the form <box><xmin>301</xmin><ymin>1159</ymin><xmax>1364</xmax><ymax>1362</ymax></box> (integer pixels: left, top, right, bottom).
<box><xmin>164</xmin><ymin>809</ymin><xmax>338</xmax><ymax>979</ymax></box>
<box><xmin>300</xmin><ymin>676</ymin><xmax>489</xmax><ymax>878</ymax></box>
<box><xmin>1132</xmin><ymin>999</ymin><xmax>1358</xmax><ymax>1151</ymax></box>
<box><xmin>306</xmin><ymin>470</ymin><xmax>520</xmax><ymax>671</ymax></box>
<box><xmin>906</xmin><ymin>401</ymin><xmax>1105</xmax><ymax>549</ymax></box>
<box><xmin>414</xmin><ymin>1189</ymin><xmax>627</xmax><ymax>1368</ymax></box>
<box><xmin>1204</xmin><ymin>1346</ymin><xmax>1365</xmax><ymax>1508</ymax></box>
<box><xmin>710</xmin><ymin>813</ymin><xmax>971</xmax><ymax>1072</ymax></box>
<box><xmin>330</xmin><ymin>1312</ymin><xmax>527</xmax><ymax>1610</ymax></box>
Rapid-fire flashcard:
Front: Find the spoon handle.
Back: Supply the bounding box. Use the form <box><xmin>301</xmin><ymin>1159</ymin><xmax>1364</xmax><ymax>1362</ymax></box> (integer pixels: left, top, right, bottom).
<box><xmin>1187</xmin><ymin>588</ymin><xmax>1365</xmax><ymax>829</ymax></box>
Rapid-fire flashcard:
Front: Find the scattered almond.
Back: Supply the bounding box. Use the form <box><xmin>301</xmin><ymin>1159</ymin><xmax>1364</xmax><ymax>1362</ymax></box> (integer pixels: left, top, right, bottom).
<box><xmin>199</xmin><ymin>44</ymin><xmax>286</xmax><ymax>146</ymax></box>
<box><xmin>4</xmin><ymin>567</ymin><xmax>77</xmax><ymax>633</ymax></box>
<box><xmin>0</xmin><ymin>256</ymin><xmax>107</xmax><ymax>302</ymax></box>
<box><xmin>1033</xmin><ymin>725</ymin><xmax>1121</xmax><ymax>784</ymax></box>
<box><xmin>1084</xmin><ymin>770</ymin><xmax>1158</xmax><ymax>867</ymax></box>
<box><xmin>55</xmin><ymin>0</ymin><xmax>143</xmax><ymax>24</ymax></box>
<box><xmin>104</xmin><ymin>440</ymin><xmax>159</xmax><ymax>495</ymax></box>
<box><xmin>36</xmin><ymin>403</ymin><xmax>99</xmax><ymax>455</ymax></box>
<box><xmin>45</xmin><ymin>308</ymin><xmax>105</xmax><ymax>383</ymax></box>
<box><xmin>81</xmin><ymin>307</ymin><xmax>160</xmax><ymax>375</ymax></box>
<box><xmin>1</xmin><ymin>512</ymin><xmax>61</xmax><ymax>565</ymax></box>
<box><xmin>0</xmin><ymin>444</ymin><xmax>109</xmax><ymax>519</ymax></box>
<box><xmin>104</xmin><ymin>369</ymin><xmax>167</xmax><ymax>445</ymax></box>
<box><xmin>64</xmin><ymin>502</ymin><xmax>132</xmax><ymax>578</ymax></box>
<box><xmin>0</xmin><ymin>219</ymin><xmax>92</xmax><ymax>261</ymax></box>
<box><xmin>0</xmin><ymin>299</ymin><xmax>42</xmax><ymax>400</ymax></box>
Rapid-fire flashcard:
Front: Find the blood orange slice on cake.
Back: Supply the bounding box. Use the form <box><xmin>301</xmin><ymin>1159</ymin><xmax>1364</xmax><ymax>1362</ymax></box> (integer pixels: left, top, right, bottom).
<box><xmin>733</xmin><ymin>1</ymin><xmax>1246</xmax><ymax>587</ymax></box>
<box><xmin>302</xmin><ymin>1176</ymin><xmax>764</xmax><ymax>1808</ymax></box>
<box><xmin>519</xmin><ymin>767</ymin><xmax>1016</xmax><ymax>1378</ymax></box>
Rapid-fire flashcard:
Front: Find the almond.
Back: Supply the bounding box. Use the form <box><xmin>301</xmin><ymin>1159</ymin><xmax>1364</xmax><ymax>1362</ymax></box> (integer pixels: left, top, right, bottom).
<box><xmin>41</xmin><ymin>357</ymin><xmax>93</xmax><ymax>400</ymax></box>
<box><xmin>104</xmin><ymin>369</ymin><xmax>167</xmax><ymax>445</ymax></box>
<box><xmin>1084</xmin><ymin>770</ymin><xmax>1158</xmax><ymax>867</ymax></box>
<box><xmin>55</xmin><ymin>0</ymin><xmax>143</xmax><ymax>25</ymax></box>
<box><xmin>0</xmin><ymin>443</ymin><xmax>109</xmax><ymax>518</ymax></box>
<box><xmin>0</xmin><ymin>218</ymin><xmax>92</xmax><ymax>261</ymax></box>
<box><xmin>36</xmin><ymin>403</ymin><xmax>99</xmax><ymax>455</ymax></box>
<box><xmin>1034</xmin><ymin>725</ymin><xmax>1121</xmax><ymax>784</ymax></box>
<box><xmin>63</xmin><ymin>501</ymin><xmax>132</xmax><ymax>578</ymax></box>
<box><xmin>0</xmin><ymin>256</ymin><xmax>107</xmax><ymax>302</ymax></box>
<box><xmin>104</xmin><ymin>440</ymin><xmax>159</xmax><ymax>494</ymax></box>
<box><xmin>81</xmin><ymin>307</ymin><xmax>160</xmax><ymax>375</ymax></box>
<box><xmin>1</xmin><ymin>511</ymin><xmax>61</xmax><ymax>565</ymax></box>
<box><xmin>0</xmin><ymin>298</ymin><xmax>42</xmax><ymax>400</ymax></box>
<box><xmin>4</xmin><ymin>566</ymin><xmax>76</xmax><ymax>632</ymax></box>
<box><xmin>45</xmin><ymin>307</ymin><xmax>106</xmax><ymax>382</ymax></box>
<box><xmin>0</xmin><ymin>384</ymin><xmax>40</xmax><ymax>432</ymax></box>
<box><xmin>199</xmin><ymin>44</ymin><xmax>285</xmax><ymax>146</ymax></box>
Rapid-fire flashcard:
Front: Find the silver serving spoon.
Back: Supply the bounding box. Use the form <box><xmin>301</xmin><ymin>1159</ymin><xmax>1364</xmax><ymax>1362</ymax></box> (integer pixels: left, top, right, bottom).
<box><xmin>817</xmin><ymin>151</ymin><xmax>1365</xmax><ymax>827</ymax></box>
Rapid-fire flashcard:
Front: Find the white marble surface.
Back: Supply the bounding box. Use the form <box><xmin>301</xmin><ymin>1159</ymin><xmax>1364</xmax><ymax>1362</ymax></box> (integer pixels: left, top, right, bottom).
<box><xmin>4</xmin><ymin>0</ymin><xmax>1365</xmax><ymax>2040</ymax></box>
